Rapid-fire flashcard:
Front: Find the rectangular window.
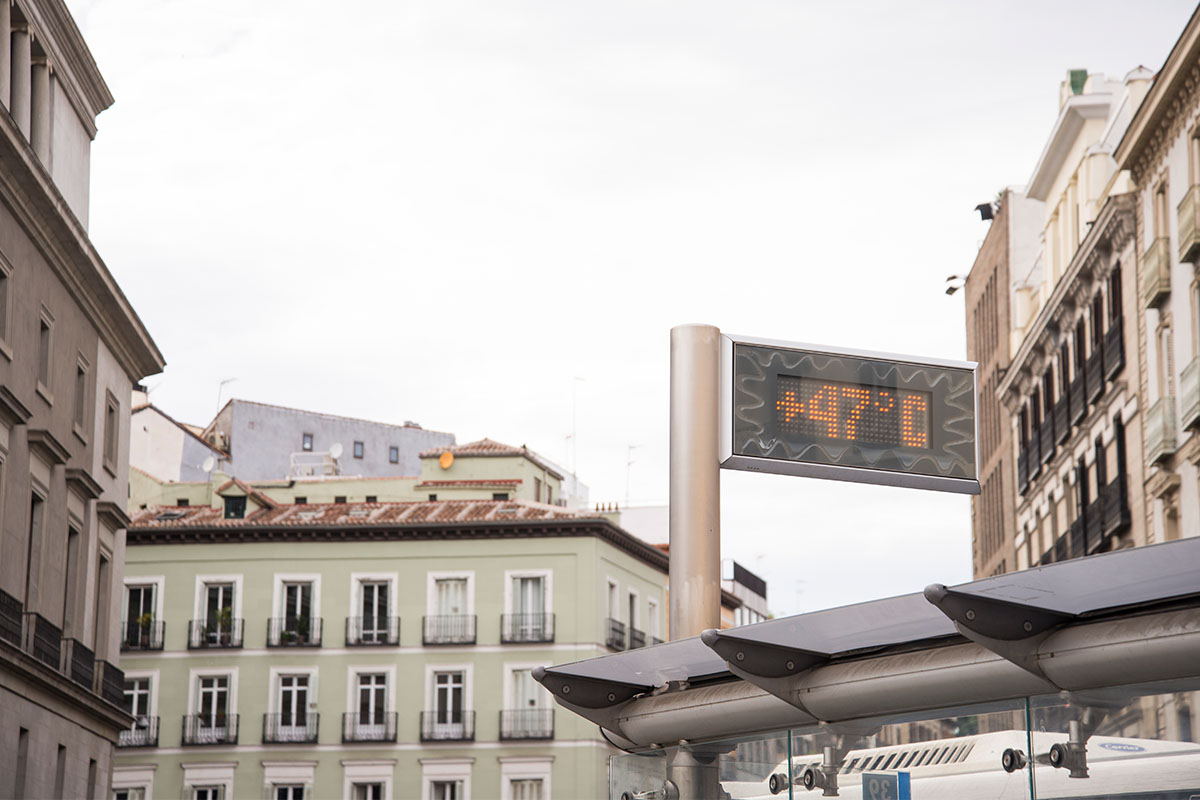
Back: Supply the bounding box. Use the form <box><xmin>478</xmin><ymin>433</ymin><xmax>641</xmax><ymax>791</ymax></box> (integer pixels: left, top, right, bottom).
<box><xmin>365</xmin><ymin>495</ymin><xmax>377</xmax><ymax>503</ymax></box>
<box><xmin>353</xmin><ymin>441</ymin><xmax>364</xmax><ymax>459</ymax></box>
<box><xmin>124</xmin><ymin>676</ymin><xmax>151</xmax><ymax>717</ymax></box>
<box><xmin>277</xmin><ymin>675</ymin><xmax>309</xmax><ymax>730</ymax></box>
<box><xmin>493</xmin><ymin>492</ymin><xmax>509</xmax><ymax>501</ymax></box>
<box><xmin>435</xmin><ymin>578</ymin><xmax>468</xmax><ymax>616</ymax></box>
<box><xmin>223</xmin><ymin>496</ymin><xmax>246</xmax><ymax>519</ymax></box>
<box><xmin>204</xmin><ymin>582</ymin><xmax>235</xmax><ymax>643</ymax></box>
<box><xmin>114</xmin><ymin>789</ymin><xmax>147</xmax><ymax>800</ymax></box>
<box><xmin>273</xmin><ymin>788</ymin><xmax>305</xmax><ymax>800</ymax></box>
<box><xmin>352</xmin><ymin>785</ymin><xmax>383</xmax><ymax>800</ymax></box>
<box><xmin>429</xmin><ymin>782</ymin><xmax>462</xmax><ymax>800</ymax></box>
<box><xmin>647</xmin><ymin>598</ymin><xmax>659</xmax><ymax>639</ymax></box>
<box><xmin>193</xmin><ymin>788</ymin><xmax>222</xmax><ymax>800</ymax></box>
<box><xmin>104</xmin><ymin>392</ymin><xmax>119</xmax><ymax>470</ymax></box>
<box><xmin>125</xmin><ymin>584</ymin><xmax>155</xmax><ymax>647</ymax></box>
<box><xmin>38</xmin><ymin>317</ymin><xmax>51</xmax><ymax>387</ymax></box>
<box><xmin>177</xmin><ymin>498</ymin><xmax>190</xmax><ymax>506</ymax></box>
<box><xmin>360</xmin><ymin>581</ymin><xmax>390</xmax><ymax>643</ymax></box>
<box><xmin>302</xmin><ymin>433</ymin><xmax>313</xmax><ymax>452</ymax></box>
<box><xmin>281</xmin><ymin>581</ymin><xmax>312</xmax><ymax>641</ymax></box>
<box><xmin>388</xmin><ymin>446</ymin><xmax>399</xmax><ymax>464</ymax></box>
<box><xmin>534</xmin><ymin>477</ymin><xmax>542</xmax><ymax>502</ymax></box>
<box><xmin>432</xmin><ymin>670</ymin><xmax>466</xmax><ymax>736</ymax></box>
<box><xmin>74</xmin><ymin>360</ymin><xmax>87</xmax><ymax>429</ymax></box>
<box><xmin>357</xmin><ymin>673</ymin><xmax>388</xmax><ymax>734</ymax></box>
<box><xmin>510</xmin><ymin>780</ymin><xmax>543</xmax><ymax>800</ymax></box>
<box><xmin>428</xmin><ymin>494</ymin><xmax>437</xmax><ymax>501</ymax></box>
<box><xmin>294</xmin><ymin>496</ymin><xmax>307</xmax><ymax>504</ymax></box>
<box><xmin>197</xmin><ymin>676</ymin><xmax>229</xmax><ymax>728</ymax></box>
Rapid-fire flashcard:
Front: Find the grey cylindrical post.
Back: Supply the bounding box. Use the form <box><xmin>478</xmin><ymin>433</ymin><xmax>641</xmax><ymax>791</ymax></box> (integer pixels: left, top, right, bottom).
<box><xmin>669</xmin><ymin>323</ymin><xmax>721</xmax><ymax>640</ymax></box>
<box><xmin>10</xmin><ymin>24</ymin><xmax>29</xmax><ymax>137</ymax></box>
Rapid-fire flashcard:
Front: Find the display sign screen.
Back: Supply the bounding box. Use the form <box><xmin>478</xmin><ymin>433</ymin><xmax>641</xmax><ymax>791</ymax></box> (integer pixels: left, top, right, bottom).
<box><xmin>721</xmin><ymin>336</ymin><xmax>978</xmax><ymax>494</ymax></box>
<box><xmin>776</xmin><ymin>376</ymin><xmax>932</xmax><ymax>450</ymax></box>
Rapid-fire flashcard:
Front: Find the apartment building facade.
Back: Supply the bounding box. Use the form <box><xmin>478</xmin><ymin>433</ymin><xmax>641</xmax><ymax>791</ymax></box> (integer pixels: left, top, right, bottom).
<box><xmin>1116</xmin><ymin>5</ymin><xmax>1200</xmax><ymax>548</ymax></box>
<box><xmin>113</xmin><ymin>499</ymin><xmax>668</xmax><ymax>800</ymax></box>
<box><xmin>969</xmin><ymin>69</ymin><xmax>1152</xmax><ymax>575</ymax></box>
<box><xmin>0</xmin><ymin>1</ymin><xmax>165</xmax><ymax>798</ymax></box>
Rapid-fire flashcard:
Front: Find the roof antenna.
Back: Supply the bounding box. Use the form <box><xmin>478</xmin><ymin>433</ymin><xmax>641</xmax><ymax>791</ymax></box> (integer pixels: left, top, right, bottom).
<box><xmin>215</xmin><ymin>377</ymin><xmax>237</xmax><ymax>415</ymax></box>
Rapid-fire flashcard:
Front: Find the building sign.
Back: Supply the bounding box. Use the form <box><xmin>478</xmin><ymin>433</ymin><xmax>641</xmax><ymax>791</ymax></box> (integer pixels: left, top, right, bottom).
<box><xmin>720</xmin><ymin>335</ymin><xmax>979</xmax><ymax>494</ymax></box>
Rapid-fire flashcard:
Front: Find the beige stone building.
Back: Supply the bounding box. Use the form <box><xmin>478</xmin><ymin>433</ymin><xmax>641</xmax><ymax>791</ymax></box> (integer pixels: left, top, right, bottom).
<box><xmin>0</xmin><ymin>1</ymin><xmax>164</xmax><ymax>798</ymax></box>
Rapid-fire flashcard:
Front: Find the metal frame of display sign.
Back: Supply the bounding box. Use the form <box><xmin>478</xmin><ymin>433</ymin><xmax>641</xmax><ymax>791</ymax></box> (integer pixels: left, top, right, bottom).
<box><xmin>719</xmin><ymin>333</ymin><xmax>980</xmax><ymax>495</ymax></box>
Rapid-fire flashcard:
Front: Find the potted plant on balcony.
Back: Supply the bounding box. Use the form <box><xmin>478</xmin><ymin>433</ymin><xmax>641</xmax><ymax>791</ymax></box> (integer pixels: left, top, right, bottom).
<box><xmin>136</xmin><ymin>612</ymin><xmax>153</xmax><ymax>647</ymax></box>
<box><xmin>293</xmin><ymin>615</ymin><xmax>311</xmax><ymax>645</ymax></box>
<box><xmin>215</xmin><ymin>607</ymin><xmax>233</xmax><ymax>646</ymax></box>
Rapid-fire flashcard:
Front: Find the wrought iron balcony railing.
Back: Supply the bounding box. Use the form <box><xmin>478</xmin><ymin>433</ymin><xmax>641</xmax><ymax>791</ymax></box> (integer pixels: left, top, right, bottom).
<box><xmin>1147</xmin><ymin>395</ymin><xmax>1178</xmax><ymax>465</ymax></box>
<box><xmin>605</xmin><ymin>617</ymin><xmax>626</xmax><ymax>650</ymax></box>
<box><xmin>121</xmin><ymin>619</ymin><xmax>165</xmax><ymax>651</ymax></box>
<box><xmin>262</xmin><ymin>713</ymin><xmax>319</xmax><ymax>743</ymax></box>
<box><xmin>182</xmin><ymin>714</ymin><xmax>239</xmax><ymax>745</ymax></box>
<box><xmin>500</xmin><ymin>613</ymin><xmax>555</xmax><ymax>644</ymax></box>
<box><xmin>1053</xmin><ymin>397</ymin><xmax>1070</xmax><ymax>446</ymax></box>
<box><xmin>1103</xmin><ymin>324</ymin><xmax>1125</xmax><ymax>381</ymax></box>
<box><xmin>187</xmin><ymin>618</ymin><xmax>243</xmax><ymax>649</ymax></box>
<box><xmin>23</xmin><ymin>612</ymin><xmax>61</xmax><ymax>669</ymax></box>
<box><xmin>499</xmin><ymin>709</ymin><xmax>554</xmax><ymax>740</ymax></box>
<box><xmin>1017</xmin><ymin>448</ymin><xmax>1029</xmax><ymax>495</ymax></box>
<box><xmin>1068</xmin><ymin>373</ymin><xmax>1086</xmax><ymax>426</ymax></box>
<box><xmin>1142</xmin><ymin>236</ymin><xmax>1171</xmax><ymax>308</ymax></box>
<box><xmin>1038</xmin><ymin>414</ymin><xmax>1055</xmax><ymax>465</ymax></box>
<box><xmin>422</xmin><ymin>614</ymin><xmax>476</xmax><ymax>645</ymax></box>
<box><xmin>267</xmin><ymin>617</ymin><xmax>322</xmax><ymax>647</ymax></box>
<box><xmin>419</xmin><ymin>710</ymin><xmax>475</xmax><ymax>742</ymax></box>
<box><xmin>342</xmin><ymin>712</ymin><xmax>398</xmax><ymax>743</ymax></box>
<box><xmin>1068</xmin><ymin>517</ymin><xmax>1086</xmax><ymax>562</ymax></box>
<box><xmin>118</xmin><ymin>716</ymin><xmax>158</xmax><ymax>748</ymax></box>
<box><xmin>94</xmin><ymin>660</ymin><xmax>125</xmax><ymax>708</ymax></box>
<box><xmin>629</xmin><ymin>627</ymin><xmax>647</xmax><ymax>649</ymax></box>
<box><xmin>0</xmin><ymin>589</ymin><xmax>21</xmax><ymax>648</ymax></box>
<box><xmin>1102</xmin><ymin>475</ymin><xmax>1131</xmax><ymax>541</ymax></box>
<box><xmin>1085</xmin><ymin>497</ymin><xmax>1104</xmax><ymax>557</ymax></box>
<box><xmin>346</xmin><ymin>616</ymin><xmax>400</xmax><ymax>646</ymax></box>
<box><xmin>1086</xmin><ymin>350</ymin><xmax>1104</xmax><ymax>405</ymax></box>
<box><xmin>1181</xmin><ymin>356</ymin><xmax>1200</xmax><ymax>432</ymax></box>
<box><xmin>60</xmin><ymin>638</ymin><xmax>94</xmax><ymax>690</ymax></box>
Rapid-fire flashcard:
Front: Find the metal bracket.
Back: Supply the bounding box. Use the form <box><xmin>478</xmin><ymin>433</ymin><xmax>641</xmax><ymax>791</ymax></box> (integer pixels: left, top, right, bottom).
<box><xmin>533</xmin><ymin>666</ymin><xmax>650</xmax><ymax>709</ymax></box>
<box><xmin>701</xmin><ymin>628</ymin><xmax>825</xmax><ymax>718</ymax></box>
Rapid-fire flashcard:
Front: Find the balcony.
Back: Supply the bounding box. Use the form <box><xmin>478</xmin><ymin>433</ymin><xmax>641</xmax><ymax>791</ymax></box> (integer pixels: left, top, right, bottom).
<box><xmin>1069</xmin><ymin>373</ymin><xmax>1086</xmax><ymax>426</ymax></box>
<box><xmin>94</xmin><ymin>660</ymin><xmax>125</xmax><ymax>708</ymax></box>
<box><xmin>0</xmin><ymin>589</ymin><xmax>21</xmax><ymax>647</ymax></box>
<box><xmin>1027</xmin><ymin>432</ymin><xmax>1041</xmax><ymax>480</ymax></box>
<box><xmin>1039</xmin><ymin>415</ymin><xmax>1055</xmax><ymax>464</ymax></box>
<box><xmin>121</xmin><ymin>619</ymin><xmax>165</xmax><ymax>651</ymax></box>
<box><xmin>629</xmin><ymin>628</ymin><xmax>647</xmax><ymax>649</ymax></box>
<box><xmin>1086</xmin><ymin>350</ymin><xmax>1104</xmax><ymax>405</ymax></box>
<box><xmin>422</xmin><ymin>615</ymin><xmax>476</xmax><ymax>645</ymax></box>
<box><xmin>118</xmin><ymin>716</ymin><xmax>158</xmax><ymax>748</ymax></box>
<box><xmin>1084</xmin><ymin>497</ymin><xmax>1104</xmax><ymax>557</ymax></box>
<box><xmin>500</xmin><ymin>613</ymin><xmax>555</xmax><ymax>644</ymax></box>
<box><xmin>1053</xmin><ymin>397</ymin><xmax>1070</xmax><ymax>445</ymax></box>
<box><xmin>1142</xmin><ymin>236</ymin><xmax>1171</xmax><ymax>308</ymax></box>
<box><xmin>1053</xmin><ymin>534</ymin><xmax>1068</xmax><ymax>563</ymax></box>
<box><xmin>1147</xmin><ymin>395</ymin><xmax>1178</xmax><ymax>464</ymax></box>
<box><xmin>345</xmin><ymin>616</ymin><xmax>400</xmax><ymax>646</ymax></box>
<box><xmin>23</xmin><ymin>612</ymin><xmax>61</xmax><ymax>669</ymax></box>
<box><xmin>1068</xmin><ymin>517</ymin><xmax>1085</xmax><ymax>562</ymax></box>
<box><xmin>605</xmin><ymin>618</ymin><xmax>626</xmax><ymax>650</ymax></box>
<box><xmin>500</xmin><ymin>709</ymin><xmax>554</xmax><ymax>740</ymax></box>
<box><xmin>187</xmin><ymin>618</ymin><xmax>243</xmax><ymax>649</ymax></box>
<box><xmin>419</xmin><ymin>710</ymin><xmax>475</xmax><ymax>742</ymax></box>
<box><xmin>1017</xmin><ymin>448</ymin><xmax>1029</xmax><ymax>495</ymax></box>
<box><xmin>1182</xmin><ymin>356</ymin><xmax>1200</xmax><ymax>431</ymax></box>
<box><xmin>267</xmin><ymin>617</ymin><xmax>322</xmax><ymax>647</ymax></box>
<box><xmin>342</xmin><ymin>712</ymin><xmax>397</xmax><ymax>743</ymax></box>
<box><xmin>1104</xmin><ymin>324</ymin><xmax>1125</xmax><ymax>381</ymax></box>
<box><xmin>60</xmin><ymin>638</ymin><xmax>95</xmax><ymax>690</ymax></box>
<box><xmin>1102</xmin><ymin>476</ymin><xmax>1131</xmax><ymax>540</ymax></box>
<box><xmin>262</xmin><ymin>713</ymin><xmax>319</xmax><ymax>743</ymax></box>
<box><xmin>1179</xmin><ymin>184</ymin><xmax>1200</xmax><ymax>263</ymax></box>
<box><xmin>182</xmin><ymin>714</ymin><xmax>239</xmax><ymax>745</ymax></box>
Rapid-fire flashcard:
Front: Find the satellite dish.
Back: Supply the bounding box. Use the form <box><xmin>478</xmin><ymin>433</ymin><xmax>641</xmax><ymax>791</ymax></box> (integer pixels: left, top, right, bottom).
<box><xmin>201</xmin><ymin>456</ymin><xmax>215</xmax><ymax>473</ymax></box>
<box><xmin>329</xmin><ymin>442</ymin><xmax>343</xmax><ymax>459</ymax></box>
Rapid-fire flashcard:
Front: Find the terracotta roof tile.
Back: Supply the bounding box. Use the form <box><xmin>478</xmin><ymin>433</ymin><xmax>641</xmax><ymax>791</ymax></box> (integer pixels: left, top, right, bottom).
<box><xmin>416</xmin><ymin>479</ymin><xmax>522</xmax><ymax>488</ymax></box>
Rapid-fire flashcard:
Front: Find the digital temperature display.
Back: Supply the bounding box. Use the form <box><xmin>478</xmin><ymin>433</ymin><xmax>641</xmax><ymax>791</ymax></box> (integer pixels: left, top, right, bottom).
<box><xmin>776</xmin><ymin>377</ymin><xmax>932</xmax><ymax>449</ymax></box>
<box><xmin>722</xmin><ymin>336</ymin><xmax>979</xmax><ymax>494</ymax></box>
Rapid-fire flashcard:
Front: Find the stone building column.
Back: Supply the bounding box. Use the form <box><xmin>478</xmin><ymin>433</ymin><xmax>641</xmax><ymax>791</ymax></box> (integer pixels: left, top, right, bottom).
<box><xmin>10</xmin><ymin>23</ymin><xmax>29</xmax><ymax>137</ymax></box>
<box><xmin>30</xmin><ymin>56</ymin><xmax>48</xmax><ymax>162</ymax></box>
<box><xmin>0</xmin><ymin>8</ymin><xmax>11</xmax><ymax>111</ymax></box>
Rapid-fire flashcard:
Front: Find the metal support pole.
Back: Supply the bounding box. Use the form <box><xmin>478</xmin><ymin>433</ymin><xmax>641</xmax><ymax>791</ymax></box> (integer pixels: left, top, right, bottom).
<box><xmin>669</xmin><ymin>324</ymin><xmax>722</xmax><ymax>640</ymax></box>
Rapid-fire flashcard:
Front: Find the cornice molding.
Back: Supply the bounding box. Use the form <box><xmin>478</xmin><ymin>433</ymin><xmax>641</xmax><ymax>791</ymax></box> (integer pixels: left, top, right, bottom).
<box><xmin>65</xmin><ymin>467</ymin><xmax>103</xmax><ymax>500</ymax></box>
<box><xmin>0</xmin><ymin>106</ymin><xmax>164</xmax><ymax>383</ymax></box>
<box><xmin>0</xmin><ymin>385</ymin><xmax>32</xmax><ymax>426</ymax></box>
<box><xmin>128</xmin><ymin>518</ymin><xmax>673</xmax><ymax>574</ymax></box>
<box><xmin>21</xmin><ymin>0</ymin><xmax>114</xmax><ymax>139</ymax></box>
<box><xmin>97</xmin><ymin>500</ymin><xmax>132</xmax><ymax>531</ymax></box>
<box><xmin>27</xmin><ymin>428</ymin><xmax>70</xmax><ymax>465</ymax></box>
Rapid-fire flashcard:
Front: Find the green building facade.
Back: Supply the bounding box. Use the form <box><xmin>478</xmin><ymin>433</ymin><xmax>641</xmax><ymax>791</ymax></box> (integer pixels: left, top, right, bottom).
<box><xmin>112</xmin><ymin>499</ymin><xmax>667</xmax><ymax>800</ymax></box>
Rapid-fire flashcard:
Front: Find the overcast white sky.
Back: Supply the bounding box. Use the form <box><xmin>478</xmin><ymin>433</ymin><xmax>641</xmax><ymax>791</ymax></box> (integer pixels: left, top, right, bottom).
<box><xmin>67</xmin><ymin>0</ymin><xmax>1196</xmax><ymax>617</ymax></box>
